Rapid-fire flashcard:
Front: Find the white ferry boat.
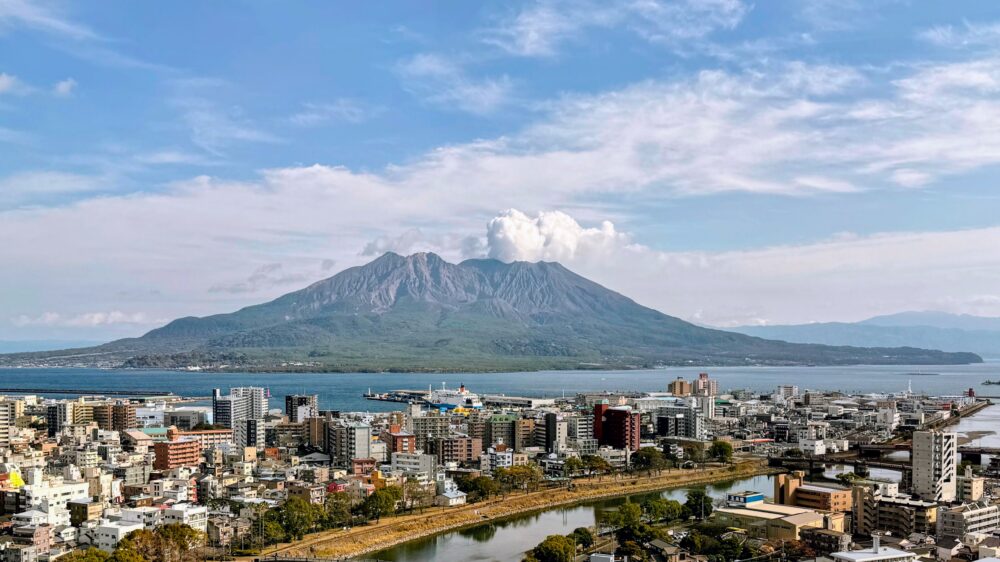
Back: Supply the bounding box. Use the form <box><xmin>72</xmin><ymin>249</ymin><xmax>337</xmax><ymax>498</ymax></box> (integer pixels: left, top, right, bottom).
<box><xmin>428</xmin><ymin>383</ymin><xmax>483</xmax><ymax>409</ymax></box>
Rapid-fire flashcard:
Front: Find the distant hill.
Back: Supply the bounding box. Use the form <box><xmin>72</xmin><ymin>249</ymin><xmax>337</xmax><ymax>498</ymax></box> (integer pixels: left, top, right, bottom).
<box><xmin>0</xmin><ymin>253</ymin><xmax>982</xmax><ymax>371</ymax></box>
<box><xmin>730</xmin><ymin>312</ymin><xmax>1000</xmax><ymax>359</ymax></box>
<box><xmin>0</xmin><ymin>340</ymin><xmax>105</xmax><ymax>354</ymax></box>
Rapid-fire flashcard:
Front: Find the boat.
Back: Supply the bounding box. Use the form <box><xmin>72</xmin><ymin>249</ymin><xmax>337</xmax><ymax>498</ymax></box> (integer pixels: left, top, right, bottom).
<box><xmin>983</xmin><ymin>380</ymin><xmax>1000</xmax><ymax>385</ymax></box>
<box><xmin>428</xmin><ymin>383</ymin><xmax>483</xmax><ymax>409</ymax></box>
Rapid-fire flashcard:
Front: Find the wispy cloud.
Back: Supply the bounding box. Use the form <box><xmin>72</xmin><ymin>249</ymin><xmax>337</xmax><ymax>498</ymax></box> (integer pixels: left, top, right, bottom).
<box><xmin>0</xmin><ymin>170</ymin><xmax>106</xmax><ymax>207</ymax></box>
<box><xmin>0</xmin><ymin>0</ymin><xmax>99</xmax><ymax>40</ymax></box>
<box><xmin>287</xmin><ymin>100</ymin><xmax>374</xmax><ymax>127</ymax></box>
<box><xmin>169</xmin><ymin>80</ymin><xmax>282</xmax><ymax>155</ymax></box>
<box><xmin>11</xmin><ymin>310</ymin><xmax>161</xmax><ymax>327</ymax></box>
<box><xmin>396</xmin><ymin>53</ymin><xmax>513</xmax><ymax>114</ymax></box>
<box><xmin>920</xmin><ymin>21</ymin><xmax>1000</xmax><ymax>49</ymax></box>
<box><xmin>209</xmin><ymin>263</ymin><xmax>310</xmax><ymax>294</ymax></box>
<box><xmin>482</xmin><ymin>0</ymin><xmax>749</xmax><ymax>57</ymax></box>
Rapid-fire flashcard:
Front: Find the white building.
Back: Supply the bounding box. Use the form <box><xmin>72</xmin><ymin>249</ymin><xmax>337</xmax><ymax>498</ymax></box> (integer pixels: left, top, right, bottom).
<box><xmin>912</xmin><ymin>430</ymin><xmax>957</xmax><ymax>502</ymax></box>
<box><xmin>163</xmin><ymin>503</ymin><xmax>209</xmax><ymax>532</ymax></box>
<box><xmin>95</xmin><ymin>520</ymin><xmax>144</xmax><ymax>552</ymax></box>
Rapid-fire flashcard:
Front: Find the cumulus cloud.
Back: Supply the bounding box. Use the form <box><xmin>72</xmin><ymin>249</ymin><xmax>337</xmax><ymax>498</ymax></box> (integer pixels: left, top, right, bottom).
<box><xmin>52</xmin><ymin>77</ymin><xmax>76</xmax><ymax>97</ymax></box>
<box><xmin>0</xmin><ymin>72</ymin><xmax>30</xmax><ymax>95</ymax></box>
<box><xmin>486</xmin><ymin>209</ymin><xmax>637</xmax><ymax>263</ymax></box>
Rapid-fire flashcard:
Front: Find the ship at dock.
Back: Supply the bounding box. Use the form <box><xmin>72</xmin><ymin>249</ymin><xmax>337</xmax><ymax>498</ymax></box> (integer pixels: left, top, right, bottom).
<box><xmin>428</xmin><ymin>383</ymin><xmax>483</xmax><ymax>409</ymax></box>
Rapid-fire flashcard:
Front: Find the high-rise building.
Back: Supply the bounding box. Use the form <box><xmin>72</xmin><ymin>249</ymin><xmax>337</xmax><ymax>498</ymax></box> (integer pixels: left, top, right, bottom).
<box><xmin>656</xmin><ymin>399</ymin><xmax>705</xmax><ymax>440</ymax></box>
<box><xmin>667</xmin><ymin>377</ymin><xmax>692</xmax><ymax>397</ymax></box>
<box><xmin>485</xmin><ymin>414</ymin><xmax>517</xmax><ymax>448</ymax></box>
<box><xmin>0</xmin><ymin>398</ymin><xmax>24</xmax><ymax>448</ymax></box>
<box><xmin>597</xmin><ymin>406</ymin><xmax>641</xmax><ymax>451</ymax></box>
<box><xmin>912</xmin><ymin>430</ymin><xmax>957</xmax><ymax>502</ymax></box>
<box><xmin>544</xmin><ymin>412</ymin><xmax>568</xmax><ymax>453</ymax></box>
<box><xmin>93</xmin><ymin>402</ymin><xmax>137</xmax><ymax>432</ymax></box>
<box><xmin>285</xmin><ymin>394</ymin><xmax>319</xmax><ymax>422</ymax></box>
<box><xmin>327</xmin><ymin>421</ymin><xmax>371</xmax><ymax>466</ymax></box>
<box><xmin>776</xmin><ymin>385</ymin><xmax>799</xmax><ymax>399</ymax></box>
<box><xmin>213</xmin><ymin>387</ymin><xmax>268</xmax><ymax>448</ymax></box>
<box><xmin>46</xmin><ymin>402</ymin><xmax>73</xmax><ymax>437</ymax></box>
<box><xmin>693</xmin><ymin>373</ymin><xmax>718</xmax><ymax>397</ymax></box>
<box><xmin>411</xmin><ymin>413</ymin><xmax>451</xmax><ymax>452</ymax></box>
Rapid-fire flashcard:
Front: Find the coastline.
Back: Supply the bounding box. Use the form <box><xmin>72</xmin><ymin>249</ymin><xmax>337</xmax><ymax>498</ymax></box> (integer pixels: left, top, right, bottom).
<box><xmin>242</xmin><ymin>459</ymin><xmax>776</xmax><ymax>561</ymax></box>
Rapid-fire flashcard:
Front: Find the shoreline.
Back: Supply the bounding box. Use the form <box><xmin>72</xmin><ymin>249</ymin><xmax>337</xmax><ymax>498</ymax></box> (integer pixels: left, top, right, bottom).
<box><xmin>242</xmin><ymin>459</ymin><xmax>776</xmax><ymax>561</ymax></box>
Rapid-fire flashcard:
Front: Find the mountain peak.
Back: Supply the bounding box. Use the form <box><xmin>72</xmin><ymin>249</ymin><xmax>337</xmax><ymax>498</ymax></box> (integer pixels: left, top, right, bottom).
<box><xmin>5</xmin><ymin>253</ymin><xmax>982</xmax><ymax>370</ymax></box>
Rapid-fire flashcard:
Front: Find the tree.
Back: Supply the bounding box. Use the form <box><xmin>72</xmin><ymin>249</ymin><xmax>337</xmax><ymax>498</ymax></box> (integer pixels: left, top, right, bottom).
<box><xmin>458</xmin><ymin>474</ymin><xmax>501</xmax><ymax>502</ymax></box>
<box><xmin>404</xmin><ymin>478</ymin><xmax>434</xmax><ymax>513</ymax></box>
<box><xmin>109</xmin><ymin>551</ymin><xmax>147</xmax><ymax>562</ymax></box>
<box><xmin>632</xmin><ymin>447</ymin><xmax>667</xmax><ymax>476</ymax></box>
<box><xmin>641</xmin><ymin>497</ymin><xmax>682</xmax><ymax>523</ymax></box>
<box><xmin>323</xmin><ymin>491</ymin><xmax>353</xmax><ymax>528</ymax></box>
<box><xmin>563</xmin><ymin>456</ymin><xmax>584</xmax><ymax>477</ymax></box>
<box><xmin>685</xmin><ymin>489</ymin><xmax>713</xmax><ymax>519</ymax></box>
<box><xmin>568</xmin><ymin>527</ymin><xmax>595</xmax><ymax>549</ymax></box>
<box><xmin>618</xmin><ymin>540</ymin><xmax>649</xmax><ymax>561</ymax></box>
<box><xmin>281</xmin><ymin>496</ymin><xmax>318</xmax><ymax>540</ymax></box>
<box><xmin>528</xmin><ymin>534</ymin><xmax>576</xmax><ymax>562</ymax></box>
<box><xmin>835</xmin><ymin>472</ymin><xmax>860</xmax><ymax>486</ymax></box>
<box><xmin>363</xmin><ymin>488</ymin><xmax>398</xmax><ymax>522</ymax></box>
<box><xmin>784</xmin><ymin>448</ymin><xmax>804</xmax><ymax>458</ymax></box>
<box><xmin>708</xmin><ymin>440</ymin><xmax>734</xmax><ymax>464</ymax></box>
<box><xmin>61</xmin><ymin>549</ymin><xmax>112</xmax><ymax>562</ymax></box>
<box><xmin>582</xmin><ymin>455</ymin><xmax>612</xmax><ymax>480</ymax></box>
<box><xmin>684</xmin><ymin>445</ymin><xmax>705</xmax><ymax>466</ymax></box>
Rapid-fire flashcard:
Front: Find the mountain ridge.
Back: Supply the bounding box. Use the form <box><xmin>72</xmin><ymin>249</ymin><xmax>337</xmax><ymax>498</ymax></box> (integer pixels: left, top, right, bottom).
<box><xmin>0</xmin><ymin>253</ymin><xmax>982</xmax><ymax>371</ymax></box>
<box><xmin>729</xmin><ymin>311</ymin><xmax>1000</xmax><ymax>359</ymax></box>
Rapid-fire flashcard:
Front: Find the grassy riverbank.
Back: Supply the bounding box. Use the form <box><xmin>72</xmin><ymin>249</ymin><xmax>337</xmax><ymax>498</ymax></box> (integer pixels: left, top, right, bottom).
<box><xmin>245</xmin><ymin>459</ymin><xmax>775</xmax><ymax>560</ymax></box>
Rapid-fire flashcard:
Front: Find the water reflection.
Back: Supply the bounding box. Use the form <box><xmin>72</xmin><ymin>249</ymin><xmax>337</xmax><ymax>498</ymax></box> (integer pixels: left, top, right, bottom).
<box><xmin>374</xmin><ymin>474</ymin><xmax>775</xmax><ymax>562</ymax></box>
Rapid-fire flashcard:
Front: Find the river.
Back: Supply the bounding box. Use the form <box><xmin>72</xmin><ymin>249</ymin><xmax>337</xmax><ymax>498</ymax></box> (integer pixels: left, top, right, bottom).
<box><xmin>372</xmin><ymin>473</ymin><xmax>776</xmax><ymax>562</ymax></box>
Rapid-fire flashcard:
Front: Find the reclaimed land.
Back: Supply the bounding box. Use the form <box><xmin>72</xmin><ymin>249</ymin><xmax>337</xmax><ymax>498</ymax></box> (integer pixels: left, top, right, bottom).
<box><xmin>245</xmin><ymin>459</ymin><xmax>776</xmax><ymax>561</ymax></box>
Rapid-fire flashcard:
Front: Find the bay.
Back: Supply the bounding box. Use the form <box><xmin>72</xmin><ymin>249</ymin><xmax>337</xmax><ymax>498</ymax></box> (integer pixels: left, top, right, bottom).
<box><xmin>0</xmin><ymin>362</ymin><xmax>996</xmax><ymax>413</ymax></box>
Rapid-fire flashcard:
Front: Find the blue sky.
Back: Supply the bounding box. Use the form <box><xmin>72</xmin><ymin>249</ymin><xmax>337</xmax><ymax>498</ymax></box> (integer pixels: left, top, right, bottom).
<box><xmin>3</xmin><ymin>0</ymin><xmax>1000</xmax><ymax>341</ymax></box>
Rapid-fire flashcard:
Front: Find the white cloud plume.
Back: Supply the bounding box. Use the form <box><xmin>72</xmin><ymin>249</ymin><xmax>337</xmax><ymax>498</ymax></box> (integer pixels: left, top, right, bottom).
<box><xmin>486</xmin><ymin>209</ymin><xmax>636</xmax><ymax>263</ymax></box>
